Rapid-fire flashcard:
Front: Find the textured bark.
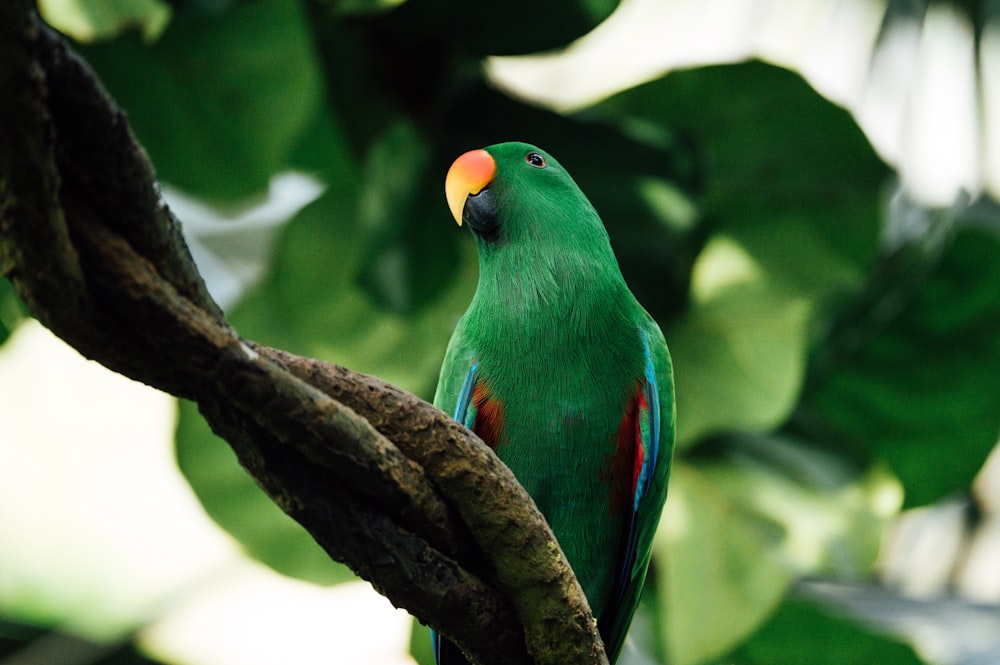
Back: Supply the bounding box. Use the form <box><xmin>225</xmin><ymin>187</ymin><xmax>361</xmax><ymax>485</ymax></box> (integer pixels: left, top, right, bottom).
<box><xmin>0</xmin><ymin>4</ymin><xmax>607</xmax><ymax>665</ymax></box>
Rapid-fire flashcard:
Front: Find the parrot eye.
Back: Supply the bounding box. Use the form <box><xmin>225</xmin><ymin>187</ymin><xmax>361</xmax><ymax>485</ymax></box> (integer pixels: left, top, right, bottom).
<box><xmin>525</xmin><ymin>152</ymin><xmax>547</xmax><ymax>168</ymax></box>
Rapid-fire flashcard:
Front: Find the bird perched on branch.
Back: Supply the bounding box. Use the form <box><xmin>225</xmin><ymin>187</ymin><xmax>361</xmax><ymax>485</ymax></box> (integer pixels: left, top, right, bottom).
<box><xmin>434</xmin><ymin>142</ymin><xmax>675</xmax><ymax>664</ymax></box>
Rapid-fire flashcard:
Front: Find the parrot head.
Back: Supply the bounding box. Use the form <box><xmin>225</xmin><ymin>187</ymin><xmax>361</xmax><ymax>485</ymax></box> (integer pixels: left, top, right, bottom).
<box><xmin>444</xmin><ymin>142</ymin><xmax>609</xmax><ymax>252</ymax></box>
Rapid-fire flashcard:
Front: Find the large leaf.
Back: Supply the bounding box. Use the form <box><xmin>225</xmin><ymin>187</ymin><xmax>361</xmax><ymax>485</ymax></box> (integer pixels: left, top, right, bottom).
<box><xmin>804</xmin><ymin>224</ymin><xmax>1000</xmax><ymax>507</ymax></box>
<box><xmin>598</xmin><ymin>60</ymin><xmax>888</xmax><ymax>312</ymax></box>
<box><xmin>40</xmin><ymin>0</ymin><xmax>171</xmax><ymax>42</ymax></box>
<box><xmin>655</xmin><ymin>462</ymin><xmax>791</xmax><ymax>665</ymax></box>
<box><xmin>668</xmin><ymin>235</ymin><xmax>811</xmax><ymax>446</ymax></box>
<box><xmin>727</xmin><ymin>597</ymin><xmax>923</xmax><ymax>665</ymax></box>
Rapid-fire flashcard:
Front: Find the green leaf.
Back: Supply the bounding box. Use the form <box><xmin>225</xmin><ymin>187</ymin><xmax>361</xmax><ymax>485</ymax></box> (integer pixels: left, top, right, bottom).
<box><xmin>598</xmin><ymin>60</ymin><xmax>887</xmax><ymax>309</ymax></box>
<box><xmin>655</xmin><ymin>462</ymin><xmax>792</xmax><ymax>665</ymax></box>
<box><xmin>614</xmin><ymin>61</ymin><xmax>886</xmax><ymax>224</ymax></box>
<box><xmin>728</xmin><ymin>597</ymin><xmax>923</xmax><ymax>665</ymax></box>
<box><xmin>804</xmin><ymin>225</ymin><xmax>1000</xmax><ymax>507</ymax></box>
<box><xmin>668</xmin><ymin>236</ymin><xmax>812</xmax><ymax>446</ymax></box>
<box><xmin>79</xmin><ymin>0</ymin><xmax>323</xmax><ymax>202</ymax></box>
<box><xmin>174</xmin><ymin>400</ymin><xmax>357</xmax><ymax>585</ymax></box>
<box><xmin>40</xmin><ymin>0</ymin><xmax>171</xmax><ymax>42</ymax></box>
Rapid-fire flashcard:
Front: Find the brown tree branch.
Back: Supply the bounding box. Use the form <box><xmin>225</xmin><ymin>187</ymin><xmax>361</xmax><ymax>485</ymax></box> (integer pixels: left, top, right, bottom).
<box><xmin>0</xmin><ymin>4</ymin><xmax>608</xmax><ymax>664</ymax></box>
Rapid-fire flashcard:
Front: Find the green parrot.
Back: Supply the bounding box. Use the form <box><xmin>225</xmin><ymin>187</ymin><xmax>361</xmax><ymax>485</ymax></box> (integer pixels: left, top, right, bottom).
<box><xmin>433</xmin><ymin>142</ymin><xmax>675</xmax><ymax>664</ymax></box>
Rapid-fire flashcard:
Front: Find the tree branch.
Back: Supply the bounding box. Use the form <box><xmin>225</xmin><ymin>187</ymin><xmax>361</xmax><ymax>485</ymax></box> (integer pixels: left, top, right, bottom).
<box><xmin>0</xmin><ymin>4</ymin><xmax>607</xmax><ymax>664</ymax></box>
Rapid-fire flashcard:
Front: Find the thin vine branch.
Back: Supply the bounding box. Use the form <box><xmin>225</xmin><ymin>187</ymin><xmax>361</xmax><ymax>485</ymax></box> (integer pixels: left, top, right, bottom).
<box><xmin>0</xmin><ymin>4</ymin><xmax>607</xmax><ymax>664</ymax></box>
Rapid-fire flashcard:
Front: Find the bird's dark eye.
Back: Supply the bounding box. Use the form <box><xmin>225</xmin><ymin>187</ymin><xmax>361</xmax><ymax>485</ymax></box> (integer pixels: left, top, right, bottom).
<box><xmin>526</xmin><ymin>152</ymin><xmax>547</xmax><ymax>168</ymax></box>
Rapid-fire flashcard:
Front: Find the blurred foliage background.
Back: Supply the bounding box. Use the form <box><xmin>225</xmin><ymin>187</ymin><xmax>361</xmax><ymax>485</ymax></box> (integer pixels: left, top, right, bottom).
<box><xmin>1</xmin><ymin>0</ymin><xmax>999</xmax><ymax>664</ymax></box>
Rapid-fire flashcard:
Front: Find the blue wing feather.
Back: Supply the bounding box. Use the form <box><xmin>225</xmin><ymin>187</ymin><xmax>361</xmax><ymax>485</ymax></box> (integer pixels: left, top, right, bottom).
<box><xmin>432</xmin><ymin>358</ymin><xmax>480</xmax><ymax>665</ymax></box>
<box><xmin>634</xmin><ymin>328</ymin><xmax>660</xmax><ymax>510</ymax></box>
<box><xmin>453</xmin><ymin>360</ymin><xmax>479</xmax><ymax>427</ymax></box>
<box><xmin>643</xmin><ymin>328</ymin><xmax>661</xmax><ymax>478</ymax></box>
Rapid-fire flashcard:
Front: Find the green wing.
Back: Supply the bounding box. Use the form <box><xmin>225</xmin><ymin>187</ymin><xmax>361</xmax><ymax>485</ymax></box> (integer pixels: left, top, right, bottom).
<box><xmin>602</xmin><ymin>312</ymin><xmax>676</xmax><ymax>662</ymax></box>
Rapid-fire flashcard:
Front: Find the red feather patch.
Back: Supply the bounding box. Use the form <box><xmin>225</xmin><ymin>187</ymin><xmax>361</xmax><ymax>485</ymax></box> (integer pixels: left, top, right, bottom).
<box><xmin>472</xmin><ymin>382</ymin><xmax>505</xmax><ymax>450</ymax></box>
<box><xmin>632</xmin><ymin>390</ymin><xmax>649</xmax><ymax>499</ymax></box>
<box><xmin>603</xmin><ymin>384</ymin><xmax>647</xmax><ymax>515</ymax></box>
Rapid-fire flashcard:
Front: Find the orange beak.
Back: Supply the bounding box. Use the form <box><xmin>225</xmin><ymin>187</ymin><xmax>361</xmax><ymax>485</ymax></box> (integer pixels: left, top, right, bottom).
<box><xmin>445</xmin><ymin>149</ymin><xmax>496</xmax><ymax>226</ymax></box>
